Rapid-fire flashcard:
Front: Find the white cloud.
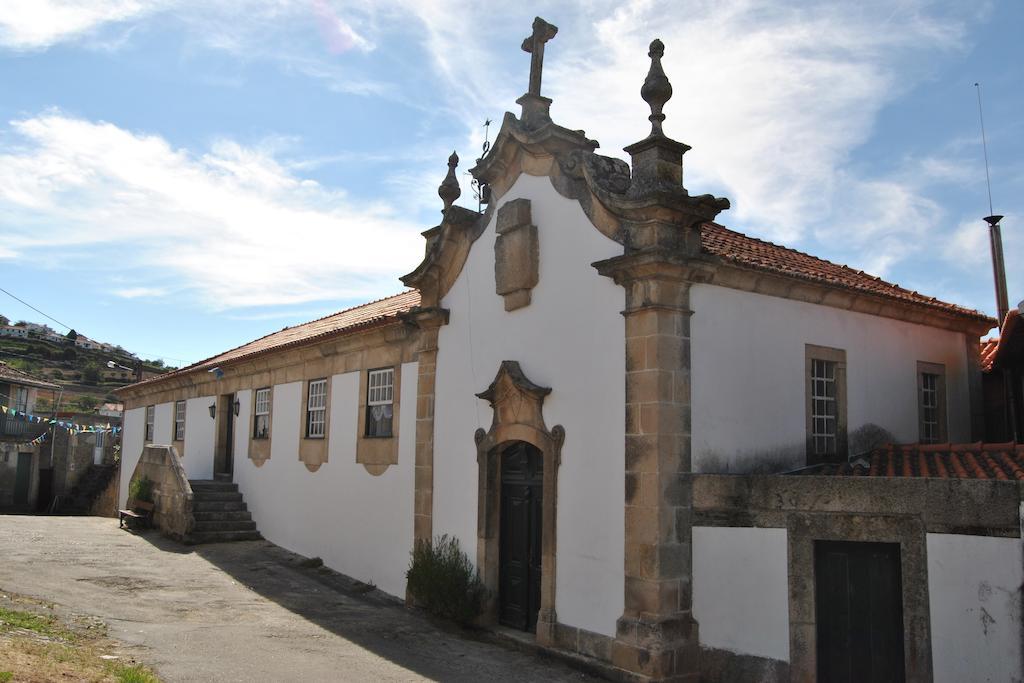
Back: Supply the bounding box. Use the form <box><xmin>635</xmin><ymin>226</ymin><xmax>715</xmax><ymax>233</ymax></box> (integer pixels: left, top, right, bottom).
<box><xmin>0</xmin><ymin>112</ymin><xmax>424</xmax><ymax>310</ymax></box>
<box><xmin>112</xmin><ymin>286</ymin><xmax>169</xmax><ymax>299</ymax></box>
<box><xmin>0</xmin><ymin>0</ymin><xmax>155</xmax><ymax>49</ymax></box>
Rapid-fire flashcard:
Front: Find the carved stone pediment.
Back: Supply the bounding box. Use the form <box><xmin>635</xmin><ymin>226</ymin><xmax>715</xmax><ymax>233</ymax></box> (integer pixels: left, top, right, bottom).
<box><xmin>400</xmin><ymin>205</ymin><xmax>483</xmax><ymax>308</ymax></box>
<box><xmin>475</xmin><ymin>360</ymin><xmax>552</xmax><ymax>439</ymax></box>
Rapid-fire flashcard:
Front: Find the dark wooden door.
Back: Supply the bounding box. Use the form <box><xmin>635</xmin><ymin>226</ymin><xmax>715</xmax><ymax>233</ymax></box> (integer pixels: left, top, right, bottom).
<box><xmin>499</xmin><ymin>442</ymin><xmax>543</xmax><ymax>632</ymax></box>
<box><xmin>224</xmin><ymin>393</ymin><xmax>235</xmax><ymax>478</ymax></box>
<box><xmin>14</xmin><ymin>452</ymin><xmax>32</xmax><ymax>505</ymax></box>
<box><xmin>815</xmin><ymin>541</ymin><xmax>905</xmax><ymax>683</ymax></box>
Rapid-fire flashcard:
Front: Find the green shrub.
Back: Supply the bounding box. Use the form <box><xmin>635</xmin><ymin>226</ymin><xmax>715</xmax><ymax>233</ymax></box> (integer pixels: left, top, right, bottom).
<box><xmin>128</xmin><ymin>476</ymin><xmax>154</xmax><ymax>503</ymax></box>
<box><xmin>406</xmin><ymin>534</ymin><xmax>486</xmax><ymax>625</ymax></box>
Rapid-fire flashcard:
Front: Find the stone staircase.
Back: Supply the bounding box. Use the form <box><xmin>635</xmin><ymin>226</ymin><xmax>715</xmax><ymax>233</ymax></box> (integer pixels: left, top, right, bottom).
<box><xmin>59</xmin><ymin>464</ymin><xmax>118</xmax><ymax>515</ymax></box>
<box><xmin>188</xmin><ymin>480</ymin><xmax>261</xmax><ymax>544</ymax></box>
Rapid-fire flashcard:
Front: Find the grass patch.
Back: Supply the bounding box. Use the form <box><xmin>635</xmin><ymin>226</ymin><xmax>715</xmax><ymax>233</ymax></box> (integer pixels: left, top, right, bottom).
<box><xmin>0</xmin><ymin>607</ymin><xmax>74</xmax><ymax>642</ymax></box>
<box><xmin>114</xmin><ymin>663</ymin><xmax>160</xmax><ymax>683</ymax></box>
<box><xmin>0</xmin><ymin>592</ymin><xmax>160</xmax><ymax>682</ymax></box>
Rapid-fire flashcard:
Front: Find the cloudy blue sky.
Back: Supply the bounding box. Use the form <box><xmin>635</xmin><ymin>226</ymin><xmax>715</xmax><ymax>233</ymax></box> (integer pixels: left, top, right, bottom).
<box><xmin>0</xmin><ymin>1</ymin><xmax>1020</xmax><ymax>366</ymax></box>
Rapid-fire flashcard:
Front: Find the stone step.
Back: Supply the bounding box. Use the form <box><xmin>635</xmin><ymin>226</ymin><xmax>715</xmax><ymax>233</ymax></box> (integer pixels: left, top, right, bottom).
<box><xmin>192</xmin><ymin>500</ymin><xmax>248</xmax><ymax>512</ymax></box>
<box><xmin>192</xmin><ymin>519</ymin><xmax>257</xmax><ymax>532</ymax></box>
<box><xmin>192</xmin><ymin>510</ymin><xmax>254</xmax><ymax>522</ymax></box>
<box><xmin>189</xmin><ymin>480</ymin><xmax>239</xmax><ymax>492</ymax></box>
<box><xmin>190</xmin><ymin>490</ymin><xmax>243</xmax><ymax>502</ymax></box>
<box><xmin>186</xmin><ymin>530</ymin><xmax>262</xmax><ymax>545</ymax></box>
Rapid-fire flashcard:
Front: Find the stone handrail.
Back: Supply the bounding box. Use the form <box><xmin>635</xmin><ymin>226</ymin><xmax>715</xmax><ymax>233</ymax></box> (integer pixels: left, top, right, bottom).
<box><xmin>127</xmin><ymin>445</ymin><xmax>194</xmax><ymax>541</ymax></box>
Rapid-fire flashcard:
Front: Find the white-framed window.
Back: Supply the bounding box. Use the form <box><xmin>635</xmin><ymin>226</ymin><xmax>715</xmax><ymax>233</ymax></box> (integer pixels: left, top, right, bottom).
<box><xmin>145</xmin><ymin>405</ymin><xmax>155</xmax><ymax>443</ymax></box>
<box><xmin>806</xmin><ymin>344</ymin><xmax>847</xmax><ymax>462</ymax></box>
<box><xmin>174</xmin><ymin>400</ymin><xmax>186</xmax><ymax>441</ymax></box>
<box><xmin>306</xmin><ymin>379</ymin><xmax>327</xmax><ymax>439</ymax></box>
<box><xmin>918</xmin><ymin>362</ymin><xmax>946</xmax><ymax>444</ymax></box>
<box><xmin>253</xmin><ymin>387</ymin><xmax>271</xmax><ymax>439</ymax></box>
<box><xmin>14</xmin><ymin>387</ymin><xmax>28</xmax><ymax>412</ymax></box>
<box><xmin>365</xmin><ymin>367</ymin><xmax>394</xmax><ymax>438</ymax></box>
<box><xmin>810</xmin><ymin>358</ymin><xmax>838</xmax><ymax>456</ymax></box>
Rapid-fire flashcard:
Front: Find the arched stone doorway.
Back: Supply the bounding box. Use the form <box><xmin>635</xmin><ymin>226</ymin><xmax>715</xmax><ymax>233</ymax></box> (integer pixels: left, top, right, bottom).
<box><xmin>475</xmin><ymin>361</ymin><xmax>564</xmax><ymax>645</ymax></box>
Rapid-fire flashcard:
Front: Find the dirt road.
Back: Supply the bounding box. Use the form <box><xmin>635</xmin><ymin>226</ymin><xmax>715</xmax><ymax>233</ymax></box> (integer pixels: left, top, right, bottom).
<box><xmin>0</xmin><ymin>516</ymin><xmax>599</xmax><ymax>682</ymax></box>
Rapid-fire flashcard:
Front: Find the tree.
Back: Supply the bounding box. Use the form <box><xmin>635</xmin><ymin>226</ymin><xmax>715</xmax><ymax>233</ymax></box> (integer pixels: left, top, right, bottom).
<box><xmin>76</xmin><ymin>395</ymin><xmax>99</xmax><ymax>412</ymax></box>
<box><xmin>82</xmin><ymin>362</ymin><xmax>101</xmax><ymax>385</ymax></box>
<box><xmin>61</xmin><ymin>347</ymin><xmax>77</xmax><ymax>361</ymax></box>
<box><xmin>0</xmin><ymin>314</ymin><xmax>8</xmax><ymax>326</ymax></box>
<box><xmin>66</xmin><ymin>329</ymin><xmax>78</xmax><ymax>341</ymax></box>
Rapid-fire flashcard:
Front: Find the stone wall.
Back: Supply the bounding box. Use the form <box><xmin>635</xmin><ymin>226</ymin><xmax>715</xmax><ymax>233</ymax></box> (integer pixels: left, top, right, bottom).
<box><xmin>89</xmin><ymin>463</ymin><xmax>119</xmax><ymax>518</ymax></box>
<box><xmin>691</xmin><ymin>473</ymin><xmax>1023</xmax><ymax>683</ymax></box>
<box><xmin>128</xmin><ymin>445</ymin><xmax>193</xmax><ymax>541</ymax></box>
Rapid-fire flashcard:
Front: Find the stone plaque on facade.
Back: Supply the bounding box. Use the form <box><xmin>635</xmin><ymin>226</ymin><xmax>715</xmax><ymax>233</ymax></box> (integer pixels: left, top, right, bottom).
<box><xmin>494</xmin><ymin>198</ymin><xmax>539</xmax><ymax>311</ymax></box>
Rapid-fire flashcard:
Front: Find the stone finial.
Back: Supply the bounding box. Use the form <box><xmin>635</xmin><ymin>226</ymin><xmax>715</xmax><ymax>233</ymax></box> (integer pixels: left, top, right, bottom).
<box><xmin>438</xmin><ymin>150</ymin><xmax>461</xmax><ymax>212</ymax></box>
<box><xmin>640</xmin><ymin>39</ymin><xmax>672</xmax><ymax>137</ymax></box>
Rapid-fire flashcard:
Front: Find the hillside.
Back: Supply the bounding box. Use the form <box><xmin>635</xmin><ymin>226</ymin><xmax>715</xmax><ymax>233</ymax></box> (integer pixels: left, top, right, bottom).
<box><xmin>0</xmin><ymin>332</ymin><xmax>174</xmax><ymax>413</ymax></box>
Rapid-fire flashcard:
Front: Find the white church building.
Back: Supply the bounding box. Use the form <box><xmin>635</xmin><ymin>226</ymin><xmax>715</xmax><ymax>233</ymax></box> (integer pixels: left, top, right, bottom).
<box><xmin>117</xmin><ymin>18</ymin><xmax>1022</xmax><ymax>683</ymax></box>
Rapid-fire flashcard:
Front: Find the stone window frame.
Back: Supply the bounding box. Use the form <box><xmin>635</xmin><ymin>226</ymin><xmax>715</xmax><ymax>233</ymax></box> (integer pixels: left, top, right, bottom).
<box><xmin>252</xmin><ymin>387</ymin><xmax>271</xmax><ymax>440</ymax></box>
<box><xmin>916</xmin><ymin>361</ymin><xmax>946</xmax><ymax>444</ymax></box>
<box><xmin>144</xmin><ymin>404</ymin><xmax>155</xmax><ymax>443</ymax></box>
<box><xmin>173</xmin><ymin>400</ymin><xmax>186</xmax><ymax>442</ymax></box>
<box><xmin>805</xmin><ymin>344</ymin><xmax>847</xmax><ymax>463</ymax></box>
<box><xmin>304</xmin><ymin>378</ymin><xmax>328</xmax><ymax>439</ymax></box>
<box><xmin>364</xmin><ymin>366</ymin><xmax>395</xmax><ymax>438</ymax></box>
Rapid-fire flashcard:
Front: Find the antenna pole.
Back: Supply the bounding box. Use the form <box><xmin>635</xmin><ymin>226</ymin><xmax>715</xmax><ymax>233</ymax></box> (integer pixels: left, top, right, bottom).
<box><xmin>975</xmin><ymin>82</ymin><xmax>1010</xmax><ymax>327</ymax></box>
<box><xmin>975</xmin><ymin>83</ymin><xmax>995</xmax><ymax>216</ymax></box>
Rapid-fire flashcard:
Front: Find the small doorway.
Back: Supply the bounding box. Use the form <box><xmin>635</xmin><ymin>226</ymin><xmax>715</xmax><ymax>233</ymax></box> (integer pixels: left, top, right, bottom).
<box><xmin>815</xmin><ymin>541</ymin><xmax>905</xmax><ymax>682</ymax></box>
<box><xmin>215</xmin><ymin>393</ymin><xmax>235</xmax><ymax>480</ymax></box>
<box><xmin>14</xmin><ymin>452</ymin><xmax>32</xmax><ymax>505</ymax></box>
<box><xmin>498</xmin><ymin>441</ymin><xmax>543</xmax><ymax>632</ymax></box>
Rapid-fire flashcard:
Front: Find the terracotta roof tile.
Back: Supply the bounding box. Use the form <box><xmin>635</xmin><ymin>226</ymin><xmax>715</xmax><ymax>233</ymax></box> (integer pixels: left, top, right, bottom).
<box><xmin>981</xmin><ymin>337</ymin><xmax>999</xmax><ymax>372</ymax></box>
<box><xmin>123</xmin><ymin>290</ymin><xmax>420</xmax><ymax>391</ymax></box>
<box><xmin>0</xmin><ymin>362</ymin><xmax>60</xmax><ymax>390</ymax></box>
<box><xmin>804</xmin><ymin>442</ymin><xmax>1024</xmax><ymax>480</ymax></box>
<box><xmin>701</xmin><ymin>223</ymin><xmax>993</xmax><ymax>323</ymax></box>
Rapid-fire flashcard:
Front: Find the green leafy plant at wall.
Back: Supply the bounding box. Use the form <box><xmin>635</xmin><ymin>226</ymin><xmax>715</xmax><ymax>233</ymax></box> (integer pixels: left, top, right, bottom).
<box><xmin>406</xmin><ymin>534</ymin><xmax>486</xmax><ymax>625</ymax></box>
<box><xmin>128</xmin><ymin>475</ymin><xmax>154</xmax><ymax>503</ymax></box>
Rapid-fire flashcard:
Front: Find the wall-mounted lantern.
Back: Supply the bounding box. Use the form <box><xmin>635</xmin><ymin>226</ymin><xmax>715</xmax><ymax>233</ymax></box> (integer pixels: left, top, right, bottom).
<box><xmin>233</xmin><ymin>398</ymin><xmax>240</xmax><ymax>416</ymax></box>
<box><xmin>208</xmin><ymin>404</ymin><xmax>216</xmax><ymax>419</ymax></box>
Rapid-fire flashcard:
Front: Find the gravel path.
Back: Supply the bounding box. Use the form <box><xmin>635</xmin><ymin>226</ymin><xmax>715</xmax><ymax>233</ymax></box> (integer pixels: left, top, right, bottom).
<box><xmin>0</xmin><ymin>516</ymin><xmax>599</xmax><ymax>682</ymax></box>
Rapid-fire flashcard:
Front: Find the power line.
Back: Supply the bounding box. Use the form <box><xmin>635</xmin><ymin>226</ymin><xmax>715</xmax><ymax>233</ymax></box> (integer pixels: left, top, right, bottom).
<box><xmin>0</xmin><ymin>285</ymin><xmax>190</xmax><ymax>364</ymax></box>
<box><xmin>0</xmin><ymin>286</ymin><xmax>73</xmax><ymax>331</ymax></box>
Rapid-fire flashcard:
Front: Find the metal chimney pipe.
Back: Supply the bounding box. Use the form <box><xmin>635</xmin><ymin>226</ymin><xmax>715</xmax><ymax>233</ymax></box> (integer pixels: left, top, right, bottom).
<box><xmin>984</xmin><ymin>215</ymin><xmax>1010</xmax><ymax>327</ymax></box>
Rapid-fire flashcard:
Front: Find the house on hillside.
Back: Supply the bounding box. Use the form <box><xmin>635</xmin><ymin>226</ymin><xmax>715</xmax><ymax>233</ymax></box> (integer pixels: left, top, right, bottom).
<box><xmin>0</xmin><ymin>362</ymin><xmax>60</xmax><ymax>510</ymax></box>
<box><xmin>116</xmin><ymin>20</ymin><xmax>1021</xmax><ymax>683</ymax></box>
<box><xmin>0</xmin><ymin>325</ymin><xmax>28</xmax><ymax>339</ymax></box>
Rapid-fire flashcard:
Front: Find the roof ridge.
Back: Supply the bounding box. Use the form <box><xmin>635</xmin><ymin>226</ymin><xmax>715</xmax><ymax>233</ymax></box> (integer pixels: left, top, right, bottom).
<box><xmin>118</xmin><ymin>289</ymin><xmax>421</xmax><ymax>391</ymax></box>
<box><xmin>702</xmin><ymin>222</ymin><xmax>990</xmax><ymax>320</ymax></box>
<box><xmin>165</xmin><ymin>290</ymin><xmax>419</xmax><ymax>377</ymax></box>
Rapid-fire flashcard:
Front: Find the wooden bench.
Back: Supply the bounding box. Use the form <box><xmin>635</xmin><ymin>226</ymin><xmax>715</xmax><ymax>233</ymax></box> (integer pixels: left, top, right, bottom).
<box><xmin>118</xmin><ymin>500</ymin><xmax>154</xmax><ymax>530</ymax></box>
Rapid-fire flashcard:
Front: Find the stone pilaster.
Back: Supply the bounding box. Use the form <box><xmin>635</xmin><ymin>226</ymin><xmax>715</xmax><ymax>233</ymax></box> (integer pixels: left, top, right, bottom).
<box><xmin>403</xmin><ymin>307</ymin><xmax>449</xmax><ymax>545</ymax></box>
<box><xmin>597</xmin><ymin>253</ymin><xmax>700</xmax><ymax>682</ymax></box>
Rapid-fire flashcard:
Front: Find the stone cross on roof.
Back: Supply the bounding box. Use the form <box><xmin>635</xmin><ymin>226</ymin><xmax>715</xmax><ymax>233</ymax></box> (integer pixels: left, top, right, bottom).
<box><xmin>521</xmin><ymin>17</ymin><xmax>558</xmax><ymax>98</ymax></box>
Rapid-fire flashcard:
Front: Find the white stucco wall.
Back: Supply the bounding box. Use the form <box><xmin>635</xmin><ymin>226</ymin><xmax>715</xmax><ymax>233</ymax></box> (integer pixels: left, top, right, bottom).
<box><xmin>432</xmin><ymin>173</ymin><xmax>626</xmax><ymax>637</ymax></box>
<box><xmin>182</xmin><ymin>396</ymin><xmax>216</xmax><ymax>480</ymax></box>
<box><xmin>118</xmin><ymin>406</ymin><xmax>145</xmax><ymax>508</ymax></box>
<box><xmin>692</xmin><ymin>526</ymin><xmax>790</xmax><ymax>661</ymax></box>
<box><xmin>152</xmin><ymin>401</ymin><xmax>173</xmax><ymax>446</ymax></box>
<box><xmin>927</xmin><ymin>532</ymin><xmax>1023</xmax><ymax>683</ymax></box>
<box><xmin>233</xmin><ymin>364</ymin><xmax>417</xmax><ymax>599</ymax></box>
<box><xmin>690</xmin><ymin>285</ymin><xmax>972</xmax><ymax>473</ymax></box>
